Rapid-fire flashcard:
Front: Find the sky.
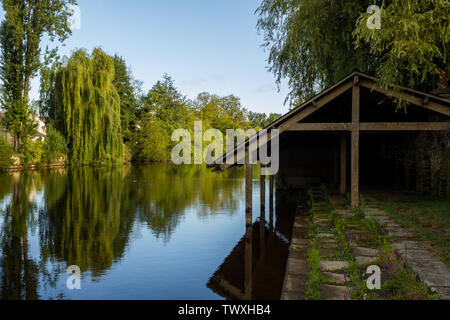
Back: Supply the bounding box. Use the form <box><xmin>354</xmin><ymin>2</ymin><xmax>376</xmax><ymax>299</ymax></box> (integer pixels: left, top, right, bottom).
<box><xmin>24</xmin><ymin>0</ymin><xmax>291</xmax><ymax>115</ymax></box>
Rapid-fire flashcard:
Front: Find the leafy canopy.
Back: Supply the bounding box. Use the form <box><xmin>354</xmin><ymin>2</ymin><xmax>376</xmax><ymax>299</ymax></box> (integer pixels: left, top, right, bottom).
<box><xmin>256</xmin><ymin>0</ymin><xmax>374</xmax><ymax>105</ymax></box>
<box><xmin>354</xmin><ymin>0</ymin><xmax>450</xmax><ymax>94</ymax></box>
<box><xmin>0</xmin><ymin>0</ymin><xmax>76</xmax><ymax>149</ymax></box>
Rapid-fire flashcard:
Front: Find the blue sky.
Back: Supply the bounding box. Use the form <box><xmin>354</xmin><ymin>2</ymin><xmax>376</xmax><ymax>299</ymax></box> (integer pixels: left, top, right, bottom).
<box><xmin>26</xmin><ymin>0</ymin><xmax>290</xmax><ymax>115</ymax></box>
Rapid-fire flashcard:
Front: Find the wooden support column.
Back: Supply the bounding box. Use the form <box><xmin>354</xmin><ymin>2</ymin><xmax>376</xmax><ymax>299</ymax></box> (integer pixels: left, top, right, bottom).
<box><xmin>351</xmin><ymin>78</ymin><xmax>360</xmax><ymax>208</ymax></box>
<box><xmin>269</xmin><ymin>174</ymin><xmax>274</xmax><ymax>229</ymax></box>
<box><xmin>260</xmin><ymin>164</ymin><xmax>266</xmax><ymax>220</ymax></box>
<box><xmin>340</xmin><ymin>133</ymin><xmax>347</xmax><ymax>195</ymax></box>
<box><xmin>245</xmin><ymin>147</ymin><xmax>253</xmax><ymax>227</ymax></box>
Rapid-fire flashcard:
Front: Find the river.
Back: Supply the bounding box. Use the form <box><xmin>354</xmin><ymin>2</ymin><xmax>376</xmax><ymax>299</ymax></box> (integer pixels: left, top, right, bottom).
<box><xmin>0</xmin><ymin>164</ymin><xmax>295</xmax><ymax>300</ymax></box>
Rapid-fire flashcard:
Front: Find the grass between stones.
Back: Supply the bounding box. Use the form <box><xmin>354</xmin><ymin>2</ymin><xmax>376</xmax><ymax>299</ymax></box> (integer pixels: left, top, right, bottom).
<box><xmin>304</xmin><ymin>186</ymin><xmax>438</xmax><ymax>300</ymax></box>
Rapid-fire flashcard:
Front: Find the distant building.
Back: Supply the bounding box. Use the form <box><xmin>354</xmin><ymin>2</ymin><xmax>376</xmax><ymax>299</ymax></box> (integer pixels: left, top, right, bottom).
<box><xmin>0</xmin><ymin>111</ymin><xmax>46</xmax><ymax>144</ymax></box>
<box><xmin>31</xmin><ymin>114</ymin><xmax>46</xmax><ymax>142</ymax></box>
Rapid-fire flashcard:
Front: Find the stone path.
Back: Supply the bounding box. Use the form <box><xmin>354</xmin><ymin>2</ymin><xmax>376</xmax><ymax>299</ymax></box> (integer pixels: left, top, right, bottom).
<box><xmin>363</xmin><ymin>194</ymin><xmax>450</xmax><ymax>300</ymax></box>
<box><xmin>281</xmin><ymin>189</ymin><xmax>450</xmax><ymax>300</ymax></box>
<box><xmin>280</xmin><ymin>195</ymin><xmax>309</xmax><ymax>300</ymax></box>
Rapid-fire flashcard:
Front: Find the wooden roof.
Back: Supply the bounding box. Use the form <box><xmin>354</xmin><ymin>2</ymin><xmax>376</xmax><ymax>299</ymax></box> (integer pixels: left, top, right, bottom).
<box><xmin>209</xmin><ymin>69</ymin><xmax>450</xmax><ymax>172</ymax></box>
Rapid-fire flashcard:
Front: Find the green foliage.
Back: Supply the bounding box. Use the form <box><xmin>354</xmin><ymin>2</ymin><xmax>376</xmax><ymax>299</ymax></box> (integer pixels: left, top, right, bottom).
<box><xmin>247</xmin><ymin>111</ymin><xmax>281</xmax><ymax>129</ymax></box>
<box><xmin>354</xmin><ymin>0</ymin><xmax>450</xmax><ymax>102</ymax></box>
<box><xmin>195</xmin><ymin>92</ymin><xmax>250</xmax><ymax>132</ymax></box>
<box><xmin>42</xmin><ymin>125</ymin><xmax>67</xmax><ymax>163</ymax></box>
<box><xmin>0</xmin><ymin>134</ymin><xmax>13</xmax><ymax>169</ymax></box>
<box><xmin>256</xmin><ymin>0</ymin><xmax>374</xmax><ymax>104</ymax></box>
<box><xmin>306</xmin><ymin>241</ymin><xmax>322</xmax><ymax>300</ymax></box>
<box><xmin>20</xmin><ymin>137</ymin><xmax>44</xmax><ymax>165</ymax></box>
<box><xmin>0</xmin><ymin>0</ymin><xmax>76</xmax><ymax>150</ymax></box>
<box><xmin>112</xmin><ymin>54</ymin><xmax>141</xmax><ymax>142</ymax></box>
<box><xmin>135</xmin><ymin>117</ymin><xmax>170</xmax><ymax>162</ymax></box>
<box><xmin>134</xmin><ymin>76</ymin><xmax>256</xmax><ymax>162</ymax></box>
<box><xmin>141</xmin><ymin>74</ymin><xmax>193</xmax><ymax>134</ymax></box>
<box><xmin>53</xmin><ymin>49</ymin><xmax>124</xmax><ymax>165</ymax></box>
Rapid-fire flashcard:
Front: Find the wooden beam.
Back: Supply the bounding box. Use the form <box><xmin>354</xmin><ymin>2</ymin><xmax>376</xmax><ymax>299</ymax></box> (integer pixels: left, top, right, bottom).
<box><xmin>286</xmin><ymin>122</ymin><xmax>450</xmax><ymax>131</ymax></box>
<box><xmin>287</xmin><ymin>123</ymin><xmax>352</xmax><ymax>131</ymax></box>
<box><xmin>245</xmin><ymin>148</ymin><xmax>252</xmax><ymax>227</ymax></box>
<box><xmin>260</xmin><ymin>164</ymin><xmax>265</xmax><ymax>220</ymax></box>
<box><xmin>278</xmin><ymin>81</ymin><xmax>353</xmax><ymax>132</ymax></box>
<box><xmin>360</xmin><ymin>79</ymin><xmax>450</xmax><ymax>117</ymax></box>
<box><xmin>340</xmin><ymin>133</ymin><xmax>347</xmax><ymax>195</ymax></box>
<box><xmin>351</xmin><ymin>83</ymin><xmax>360</xmax><ymax>208</ymax></box>
<box><xmin>359</xmin><ymin>122</ymin><xmax>450</xmax><ymax>131</ymax></box>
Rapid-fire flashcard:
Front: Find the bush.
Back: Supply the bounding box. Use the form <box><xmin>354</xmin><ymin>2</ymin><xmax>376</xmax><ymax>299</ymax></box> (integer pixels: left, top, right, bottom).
<box><xmin>42</xmin><ymin>125</ymin><xmax>67</xmax><ymax>163</ymax></box>
<box><xmin>0</xmin><ymin>135</ymin><xmax>13</xmax><ymax>170</ymax></box>
<box><xmin>136</xmin><ymin>117</ymin><xmax>170</xmax><ymax>162</ymax></box>
<box><xmin>20</xmin><ymin>137</ymin><xmax>44</xmax><ymax>165</ymax></box>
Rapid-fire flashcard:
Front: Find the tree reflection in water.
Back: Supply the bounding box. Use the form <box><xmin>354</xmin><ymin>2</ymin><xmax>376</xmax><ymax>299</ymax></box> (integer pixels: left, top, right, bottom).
<box><xmin>0</xmin><ymin>164</ymin><xmax>244</xmax><ymax>299</ymax></box>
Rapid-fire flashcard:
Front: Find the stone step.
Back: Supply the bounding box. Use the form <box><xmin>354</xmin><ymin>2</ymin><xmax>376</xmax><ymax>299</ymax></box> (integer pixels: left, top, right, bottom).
<box><xmin>355</xmin><ymin>256</ymin><xmax>378</xmax><ymax>266</ymax></box>
<box><xmin>317</xmin><ymin>233</ymin><xmax>335</xmax><ymax>239</ymax></box>
<box><xmin>320</xmin><ymin>284</ymin><xmax>351</xmax><ymax>300</ymax></box>
<box><xmin>351</xmin><ymin>247</ymin><xmax>378</xmax><ymax>257</ymax></box>
<box><xmin>319</xmin><ymin>261</ymin><xmax>349</xmax><ymax>272</ymax></box>
<box><xmin>322</xmin><ymin>272</ymin><xmax>347</xmax><ymax>285</ymax></box>
<box><xmin>386</xmin><ymin>227</ymin><xmax>415</xmax><ymax>238</ymax></box>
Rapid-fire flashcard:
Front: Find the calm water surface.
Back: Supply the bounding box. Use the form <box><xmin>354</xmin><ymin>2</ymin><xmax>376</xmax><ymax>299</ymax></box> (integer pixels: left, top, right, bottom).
<box><xmin>0</xmin><ymin>164</ymin><xmax>294</xmax><ymax>300</ymax></box>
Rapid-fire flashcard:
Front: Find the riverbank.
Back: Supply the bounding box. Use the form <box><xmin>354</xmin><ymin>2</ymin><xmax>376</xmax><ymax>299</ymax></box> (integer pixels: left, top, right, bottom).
<box><xmin>3</xmin><ymin>161</ymin><xmax>66</xmax><ymax>172</ymax></box>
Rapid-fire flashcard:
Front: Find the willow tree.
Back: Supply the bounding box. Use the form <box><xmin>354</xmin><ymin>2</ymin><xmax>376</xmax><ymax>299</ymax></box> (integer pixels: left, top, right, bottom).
<box><xmin>354</xmin><ymin>0</ymin><xmax>449</xmax><ymax>96</ymax></box>
<box><xmin>54</xmin><ymin>49</ymin><xmax>123</xmax><ymax>164</ymax></box>
<box><xmin>256</xmin><ymin>0</ymin><xmax>374</xmax><ymax>105</ymax></box>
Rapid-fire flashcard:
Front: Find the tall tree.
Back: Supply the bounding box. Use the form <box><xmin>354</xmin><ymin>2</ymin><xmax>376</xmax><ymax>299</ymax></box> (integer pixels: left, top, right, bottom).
<box><xmin>195</xmin><ymin>92</ymin><xmax>250</xmax><ymax>133</ymax></box>
<box><xmin>53</xmin><ymin>49</ymin><xmax>123</xmax><ymax>164</ymax></box>
<box><xmin>112</xmin><ymin>55</ymin><xmax>140</xmax><ymax>142</ymax></box>
<box><xmin>0</xmin><ymin>0</ymin><xmax>76</xmax><ymax>150</ymax></box>
<box><xmin>141</xmin><ymin>74</ymin><xmax>193</xmax><ymax>133</ymax></box>
<box><xmin>256</xmin><ymin>0</ymin><xmax>374</xmax><ymax>105</ymax></box>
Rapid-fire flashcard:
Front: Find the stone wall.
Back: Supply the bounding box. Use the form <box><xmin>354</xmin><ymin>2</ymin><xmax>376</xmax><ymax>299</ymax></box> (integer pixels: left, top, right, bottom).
<box><xmin>387</xmin><ymin>131</ymin><xmax>450</xmax><ymax>197</ymax></box>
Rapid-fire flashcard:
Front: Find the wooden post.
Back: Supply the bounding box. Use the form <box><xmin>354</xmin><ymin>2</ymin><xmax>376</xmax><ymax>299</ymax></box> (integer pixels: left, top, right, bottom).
<box><xmin>259</xmin><ymin>163</ymin><xmax>266</xmax><ymax>262</ymax></box>
<box><xmin>260</xmin><ymin>163</ymin><xmax>266</xmax><ymax>220</ymax></box>
<box><xmin>269</xmin><ymin>174</ymin><xmax>274</xmax><ymax>229</ymax></box>
<box><xmin>340</xmin><ymin>133</ymin><xmax>347</xmax><ymax>195</ymax></box>
<box><xmin>245</xmin><ymin>147</ymin><xmax>253</xmax><ymax>227</ymax></box>
<box><xmin>351</xmin><ymin>78</ymin><xmax>360</xmax><ymax>208</ymax></box>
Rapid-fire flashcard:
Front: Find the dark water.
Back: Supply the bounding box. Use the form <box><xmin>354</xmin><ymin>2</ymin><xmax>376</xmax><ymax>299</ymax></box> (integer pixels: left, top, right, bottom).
<box><xmin>0</xmin><ymin>164</ymin><xmax>294</xmax><ymax>300</ymax></box>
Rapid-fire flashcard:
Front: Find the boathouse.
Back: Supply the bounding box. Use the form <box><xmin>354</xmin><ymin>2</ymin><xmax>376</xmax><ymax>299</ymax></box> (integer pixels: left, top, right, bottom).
<box><xmin>209</xmin><ymin>70</ymin><xmax>450</xmax><ymax>210</ymax></box>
